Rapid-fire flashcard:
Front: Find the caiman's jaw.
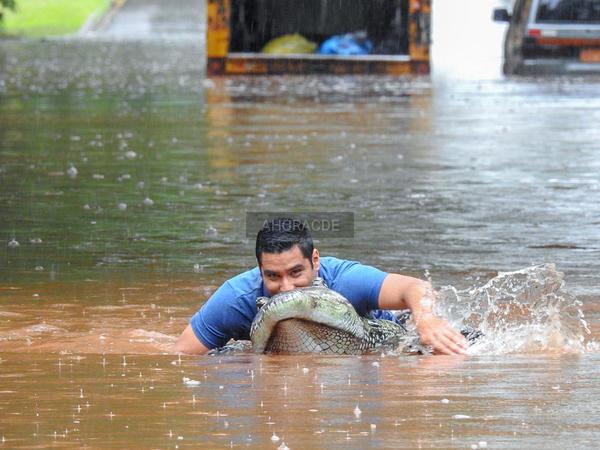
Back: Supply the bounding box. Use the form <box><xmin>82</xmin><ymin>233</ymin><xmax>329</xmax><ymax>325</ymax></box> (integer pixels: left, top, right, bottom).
<box><xmin>250</xmin><ymin>282</ymin><xmax>406</xmax><ymax>354</ymax></box>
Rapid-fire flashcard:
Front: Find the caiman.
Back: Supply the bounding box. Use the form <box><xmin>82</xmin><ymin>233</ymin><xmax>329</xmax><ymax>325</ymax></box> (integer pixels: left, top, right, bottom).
<box><xmin>250</xmin><ymin>278</ymin><xmax>408</xmax><ymax>354</ymax></box>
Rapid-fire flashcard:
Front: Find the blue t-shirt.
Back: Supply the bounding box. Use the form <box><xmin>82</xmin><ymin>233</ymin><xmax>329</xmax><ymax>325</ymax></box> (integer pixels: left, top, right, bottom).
<box><xmin>190</xmin><ymin>256</ymin><xmax>388</xmax><ymax>349</ymax></box>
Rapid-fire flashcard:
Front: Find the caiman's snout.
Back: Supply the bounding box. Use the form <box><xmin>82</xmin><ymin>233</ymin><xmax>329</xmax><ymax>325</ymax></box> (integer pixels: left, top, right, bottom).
<box><xmin>250</xmin><ymin>279</ymin><xmax>407</xmax><ymax>354</ymax></box>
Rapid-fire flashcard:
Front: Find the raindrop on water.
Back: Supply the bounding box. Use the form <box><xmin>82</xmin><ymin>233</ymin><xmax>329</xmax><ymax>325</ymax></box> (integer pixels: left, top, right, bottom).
<box><xmin>67</xmin><ymin>165</ymin><xmax>78</xmax><ymax>178</ymax></box>
<box><xmin>182</xmin><ymin>377</ymin><xmax>200</xmax><ymax>386</ymax></box>
<box><xmin>205</xmin><ymin>225</ymin><xmax>218</xmax><ymax>237</ymax></box>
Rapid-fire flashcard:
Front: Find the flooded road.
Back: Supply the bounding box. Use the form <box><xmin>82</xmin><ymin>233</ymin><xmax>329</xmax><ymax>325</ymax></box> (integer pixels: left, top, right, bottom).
<box><xmin>1</xmin><ymin>0</ymin><xmax>600</xmax><ymax>448</ymax></box>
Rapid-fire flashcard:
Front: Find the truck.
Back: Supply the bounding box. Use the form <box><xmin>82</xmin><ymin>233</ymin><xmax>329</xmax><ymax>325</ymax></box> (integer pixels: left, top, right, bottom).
<box><xmin>206</xmin><ymin>0</ymin><xmax>431</xmax><ymax>75</ymax></box>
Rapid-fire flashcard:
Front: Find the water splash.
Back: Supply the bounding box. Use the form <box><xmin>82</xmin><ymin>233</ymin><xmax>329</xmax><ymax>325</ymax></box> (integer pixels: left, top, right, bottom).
<box><xmin>435</xmin><ymin>264</ymin><xmax>593</xmax><ymax>354</ymax></box>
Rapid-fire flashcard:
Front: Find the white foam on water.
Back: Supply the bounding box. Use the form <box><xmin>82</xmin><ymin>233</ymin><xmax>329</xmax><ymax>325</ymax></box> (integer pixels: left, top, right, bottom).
<box><xmin>435</xmin><ymin>264</ymin><xmax>594</xmax><ymax>355</ymax></box>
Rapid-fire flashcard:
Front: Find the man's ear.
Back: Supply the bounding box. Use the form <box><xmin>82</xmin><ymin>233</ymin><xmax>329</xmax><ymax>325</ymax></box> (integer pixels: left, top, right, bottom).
<box><xmin>312</xmin><ymin>248</ymin><xmax>320</xmax><ymax>271</ymax></box>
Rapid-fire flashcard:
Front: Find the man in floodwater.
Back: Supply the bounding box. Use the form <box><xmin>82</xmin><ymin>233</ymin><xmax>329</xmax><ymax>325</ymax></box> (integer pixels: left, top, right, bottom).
<box><xmin>175</xmin><ymin>217</ymin><xmax>467</xmax><ymax>355</ymax></box>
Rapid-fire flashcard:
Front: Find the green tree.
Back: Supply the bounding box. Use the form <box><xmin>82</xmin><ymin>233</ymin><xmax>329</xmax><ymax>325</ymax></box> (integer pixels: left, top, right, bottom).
<box><xmin>1</xmin><ymin>0</ymin><xmax>16</xmax><ymax>23</ymax></box>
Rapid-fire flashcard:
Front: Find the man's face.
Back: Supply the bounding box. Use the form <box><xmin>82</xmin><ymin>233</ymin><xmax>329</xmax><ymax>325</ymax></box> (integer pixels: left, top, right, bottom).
<box><xmin>259</xmin><ymin>245</ymin><xmax>320</xmax><ymax>296</ymax></box>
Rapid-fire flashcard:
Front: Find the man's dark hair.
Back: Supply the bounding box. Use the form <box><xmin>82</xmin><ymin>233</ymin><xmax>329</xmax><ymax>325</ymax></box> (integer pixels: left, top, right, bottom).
<box><xmin>255</xmin><ymin>217</ymin><xmax>314</xmax><ymax>266</ymax></box>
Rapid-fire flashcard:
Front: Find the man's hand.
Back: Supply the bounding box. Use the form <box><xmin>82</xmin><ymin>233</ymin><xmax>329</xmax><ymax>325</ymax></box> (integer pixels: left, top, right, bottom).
<box><xmin>378</xmin><ymin>274</ymin><xmax>468</xmax><ymax>355</ymax></box>
<box><xmin>415</xmin><ymin>313</ymin><xmax>467</xmax><ymax>355</ymax></box>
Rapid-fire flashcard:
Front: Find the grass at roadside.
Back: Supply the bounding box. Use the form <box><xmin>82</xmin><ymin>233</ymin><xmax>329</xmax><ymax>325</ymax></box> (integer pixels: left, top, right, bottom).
<box><xmin>1</xmin><ymin>0</ymin><xmax>112</xmax><ymax>37</ymax></box>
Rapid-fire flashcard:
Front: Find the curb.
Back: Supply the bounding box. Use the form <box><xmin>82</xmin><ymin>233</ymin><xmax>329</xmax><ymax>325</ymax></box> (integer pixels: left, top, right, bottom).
<box><xmin>79</xmin><ymin>0</ymin><xmax>128</xmax><ymax>34</ymax></box>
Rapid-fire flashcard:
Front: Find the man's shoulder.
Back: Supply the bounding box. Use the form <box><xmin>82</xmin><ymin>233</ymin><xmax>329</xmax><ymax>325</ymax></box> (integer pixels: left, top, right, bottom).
<box><xmin>320</xmin><ymin>256</ymin><xmax>383</xmax><ymax>282</ymax></box>
<box><xmin>320</xmin><ymin>255</ymin><xmax>355</xmax><ymax>269</ymax></box>
<box><xmin>215</xmin><ymin>267</ymin><xmax>263</xmax><ymax>302</ymax></box>
<box><xmin>223</xmin><ymin>267</ymin><xmax>264</xmax><ymax>298</ymax></box>
<box><xmin>320</xmin><ymin>256</ymin><xmax>360</xmax><ymax>272</ymax></box>
<box><xmin>319</xmin><ymin>255</ymin><xmax>388</xmax><ymax>314</ymax></box>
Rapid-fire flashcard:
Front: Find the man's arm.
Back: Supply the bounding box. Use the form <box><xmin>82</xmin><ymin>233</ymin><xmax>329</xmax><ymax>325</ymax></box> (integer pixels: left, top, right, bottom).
<box><xmin>378</xmin><ymin>273</ymin><xmax>467</xmax><ymax>355</ymax></box>
<box><xmin>174</xmin><ymin>324</ymin><xmax>210</xmax><ymax>355</ymax></box>
<box><xmin>174</xmin><ymin>274</ymin><xmax>256</xmax><ymax>355</ymax></box>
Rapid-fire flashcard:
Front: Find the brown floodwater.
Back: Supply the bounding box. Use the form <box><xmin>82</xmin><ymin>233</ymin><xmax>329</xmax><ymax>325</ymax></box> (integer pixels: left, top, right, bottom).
<box><xmin>1</xmin><ymin>350</ymin><xmax>599</xmax><ymax>449</ymax></box>
<box><xmin>2</xmin><ymin>1</ymin><xmax>600</xmax><ymax>447</ymax></box>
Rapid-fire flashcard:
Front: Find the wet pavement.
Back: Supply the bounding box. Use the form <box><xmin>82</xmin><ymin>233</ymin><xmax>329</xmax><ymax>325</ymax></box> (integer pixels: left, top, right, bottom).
<box><xmin>85</xmin><ymin>0</ymin><xmax>205</xmax><ymax>40</ymax></box>
<box><xmin>1</xmin><ymin>0</ymin><xmax>600</xmax><ymax>448</ymax></box>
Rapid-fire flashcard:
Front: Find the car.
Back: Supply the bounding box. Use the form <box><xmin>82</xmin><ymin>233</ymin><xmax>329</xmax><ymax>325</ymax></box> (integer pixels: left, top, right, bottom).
<box><xmin>493</xmin><ymin>0</ymin><xmax>600</xmax><ymax>75</ymax></box>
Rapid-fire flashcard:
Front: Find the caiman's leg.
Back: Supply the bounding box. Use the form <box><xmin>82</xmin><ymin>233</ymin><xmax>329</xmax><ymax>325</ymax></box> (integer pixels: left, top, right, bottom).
<box><xmin>207</xmin><ymin>340</ymin><xmax>252</xmax><ymax>355</ymax></box>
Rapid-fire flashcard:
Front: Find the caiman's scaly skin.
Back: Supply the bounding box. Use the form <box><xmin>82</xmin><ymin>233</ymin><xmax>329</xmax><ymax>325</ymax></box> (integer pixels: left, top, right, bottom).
<box><xmin>250</xmin><ymin>278</ymin><xmax>407</xmax><ymax>354</ymax></box>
